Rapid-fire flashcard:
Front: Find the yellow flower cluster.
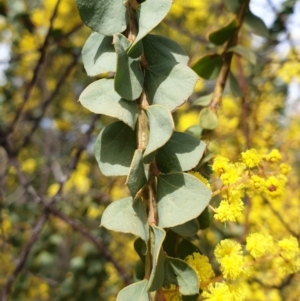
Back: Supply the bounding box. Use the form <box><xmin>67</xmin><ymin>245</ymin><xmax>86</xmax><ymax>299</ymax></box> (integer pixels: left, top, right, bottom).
<box><xmin>241</xmin><ymin>149</ymin><xmax>262</xmax><ymax>168</ymax></box>
<box><xmin>246</xmin><ymin>232</ymin><xmax>274</xmax><ymax>258</ymax></box>
<box><xmin>202</xmin><ymin>282</ymin><xmax>245</xmax><ymax>301</ymax></box>
<box><xmin>212</xmin><ymin>148</ymin><xmax>290</xmax><ymax>223</ymax></box>
<box><xmin>214</xmin><ymin>240</ymin><xmax>244</xmax><ymax>280</ymax></box>
<box><xmin>185</xmin><ymin>252</ymin><xmax>215</xmax><ymax>288</ymax></box>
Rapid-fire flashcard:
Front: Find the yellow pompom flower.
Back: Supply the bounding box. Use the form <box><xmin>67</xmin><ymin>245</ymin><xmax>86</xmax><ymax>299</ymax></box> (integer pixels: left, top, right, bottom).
<box><xmin>248</xmin><ymin>175</ymin><xmax>265</xmax><ymax>192</ymax></box>
<box><xmin>264</xmin><ymin>149</ymin><xmax>282</xmax><ymax>163</ymax></box>
<box><xmin>212</xmin><ymin>156</ymin><xmax>230</xmax><ymax>176</ymax></box>
<box><xmin>279</xmin><ymin>163</ymin><xmax>292</xmax><ymax>175</ymax></box>
<box><xmin>219</xmin><ymin>253</ymin><xmax>244</xmax><ymax>280</ymax></box>
<box><xmin>202</xmin><ymin>282</ymin><xmax>245</xmax><ymax>301</ymax></box>
<box><xmin>264</xmin><ymin>176</ymin><xmax>284</xmax><ymax>198</ymax></box>
<box><xmin>185</xmin><ymin>252</ymin><xmax>215</xmax><ymax>288</ymax></box>
<box><xmin>241</xmin><ymin>149</ymin><xmax>262</xmax><ymax>168</ymax></box>
<box><xmin>278</xmin><ymin>236</ymin><xmax>299</xmax><ymax>261</ymax></box>
<box><xmin>214</xmin><ymin>198</ymin><xmax>244</xmax><ymax>222</ymax></box>
<box><xmin>214</xmin><ymin>239</ymin><xmax>242</xmax><ymax>260</ymax></box>
<box><xmin>246</xmin><ymin>233</ymin><xmax>274</xmax><ymax>258</ymax></box>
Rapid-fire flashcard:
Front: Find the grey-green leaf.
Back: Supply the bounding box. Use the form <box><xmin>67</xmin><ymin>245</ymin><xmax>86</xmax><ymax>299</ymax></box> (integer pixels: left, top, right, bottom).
<box><xmin>192</xmin><ymin>94</ymin><xmax>212</xmax><ymax>107</ymax></box>
<box><xmin>156</xmin><ymin>131</ymin><xmax>206</xmax><ymax>173</ymax></box>
<box><xmin>244</xmin><ymin>11</ymin><xmax>269</xmax><ymax>38</ymax></box>
<box><xmin>171</xmin><ymin>219</ymin><xmax>199</xmax><ymax>237</ymax></box>
<box><xmin>229</xmin><ymin>71</ymin><xmax>243</xmax><ymax>97</ymax></box>
<box><xmin>192</xmin><ymin>54</ymin><xmax>223</xmax><ymax>80</ymax></box>
<box><xmin>75</xmin><ymin>0</ymin><xmax>127</xmax><ymax>36</ymax></box>
<box><xmin>143</xmin><ymin>34</ymin><xmax>189</xmax><ymax>65</ymax></box>
<box><xmin>147</xmin><ymin>225</ymin><xmax>166</xmax><ymax>292</ymax></box>
<box><xmin>166</xmin><ymin>257</ymin><xmax>199</xmax><ymax>295</ymax></box>
<box><xmin>199</xmin><ymin>108</ymin><xmax>218</xmax><ymax>130</ymax></box>
<box><xmin>94</xmin><ymin>121</ymin><xmax>136</xmax><ymax>176</ymax></box>
<box><xmin>79</xmin><ymin>79</ymin><xmax>138</xmax><ymax>129</ymax></box>
<box><xmin>126</xmin><ymin>149</ymin><xmax>148</xmax><ymax>198</ymax></box>
<box><xmin>227</xmin><ymin>45</ymin><xmax>257</xmax><ymax>65</ymax></box>
<box><xmin>145</xmin><ymin>63</ymin><xmax>198</xmax><ymax>111</ymax></box>
<box><xmin>81</xmin><ymin>32</ymin><xmax>116</xmax><ymax>76</ymax></box>
<box><xmin>157</xmin><ymin>172</ymin><xmax>212</xmax><ymax>228</ymax></box>
<box><xmin>130</xmin><ymin>0</ymin><xmax>172</xmax><ymax>49</ymax></box>
<box><xmin>116</xmin><ymin>279</ymin><xmax>150</xmax><ymax>301</ymax></box>
<box><xmin>114</xmin><ymin>34</ymin><xmax>144</xmax><ymax>101</ymax></box>
<box><xmin>144</xmin><ymin>105</ymin><xmax>174</xmax><ymax>156</ymax></box>
<box><xmin>101</xmin><ymin>197</ymin><xmax>149</xmax><ymax>242</ymax></box>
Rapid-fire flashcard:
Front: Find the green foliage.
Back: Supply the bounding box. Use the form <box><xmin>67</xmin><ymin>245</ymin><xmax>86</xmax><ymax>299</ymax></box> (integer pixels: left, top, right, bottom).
<box><xmin>76</xmin><ymin>0</ymin><xmax>210</xmax><ymax>298</ymax></box>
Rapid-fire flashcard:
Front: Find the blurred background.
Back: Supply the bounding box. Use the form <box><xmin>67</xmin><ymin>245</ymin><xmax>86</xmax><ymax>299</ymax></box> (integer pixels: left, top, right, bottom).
<box><xmin>0</xmin><ymin>0</ymin><xmax>299</xmax><ymax>300</ymax></box>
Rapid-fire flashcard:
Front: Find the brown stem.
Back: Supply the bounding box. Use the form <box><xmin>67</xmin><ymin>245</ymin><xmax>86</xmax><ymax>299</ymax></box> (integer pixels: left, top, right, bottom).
<box><xmin>209</xmin><ymin>0</ymin><xmax>251</xmax><ymax>110</ymax></box>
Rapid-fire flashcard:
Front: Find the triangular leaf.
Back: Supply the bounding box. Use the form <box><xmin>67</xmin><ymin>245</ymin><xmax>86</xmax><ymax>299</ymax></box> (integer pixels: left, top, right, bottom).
<box><xmin>198</xmin><ymin>206</ymin><xmax>211</xmax><ymax>230</ymax></box>
<box><xmin>79</xmin><ymin>79</ymin><xmax>138</xmax><ymax>129</ymax></box>
<box><xmin>199</xmin><ymin>108</ymin><xmax>218</xmax><ymax>130</ymax></box>
<box><xmin>144</xmin><ymin>105</ymin><xmax>174</xmax><ymax>156</ymax></box>
<box><xmin>75</xmin><ymin>0</ymin><xmax>127</xmax><ymax>36</ymax></box>
<box><xmin>126</xmin><ymin>149</ymin><xmax>148</xmax><ymax>198</ymax></box>
<box><xmin>134</xmin><ymin>238</ymin><xmax>148</xmax><ymax>262</ymax></box>
<box><xmin>94</xmin><ymin>121</ymin><xmax>136</xmax><ymax>176</ymax></box>
<box><xmin>177</xmin><ymin>240</ymin><xmax>200</xmax><ymax>260</ymax></box>
<box><xmin>192</xmin><ymin>54</ymin><xmax>223</xmax><ymax>80</ymax></box>
<box><xmin>130</xmin><ymin>0</ymin><xmax>172</xmax><ymax>49</ymax></box>
<box><xmin>101</xmin><ymin>197</ymin><xmax>149</xmax><ymax>242</ymax></box>
<box><xmin>117</xmin><ymin>279</ymin><xmax>150</xmax><ymax>301</ymax></box>
<box><xmin>171</xmin><ymin>219</ymin><xmax>199</xmax><ymax>237</ymax></box>
<box><xmin>147</xmin><ymin>226</ymin><xmax>166</xmax><ymax>292</ymax></box>
<box><xmin>244</xmin><ymin>11</ymin><xmax>269</xmax><ymax>38</ymax></box>
<box><xmin>165</xmin><ymin>257</ymin><xmax>199</xmax><ymax>296</ymax></box>
<box><xmin>192</xmin><ymin>94</ymin><xmax>212</xmax><ymax>107</ymax></box>
<box><xmin>114</xmin><ymin>34</ymin><xmax>144</xmax><ymax>100</ymax></box>
<box><xmin>143</xmin><ymin>34</ymin><xmax>189</xmax><ymax>65</ymax></box>
<box><xmin>229</xmin><ymin>71</ymin><xmax>243</xmax><ymax>97</ymax></box>
<box><xmin>208</xmin><ymin>19</ymin><xmax>237</xmax><ymax>45</ymax></box>
<box><xmin>227</xmin><ymin>45</ymin><xmax>257</xmax><ymax>65</ymax></box>
<box><xmin>157</xmin><ymin>173</ymin><xmax>212</xmax><ymax>228</ymax></box>
<box><xmin>145</xmin><ymin>63</ymin><xmax>198</xmax><ymax>111</ymax></box>
<box><xmin>156</xmin><ymin>132</ymin><xmax>206</xmax><ymax>173</ymax></box>
<box><xmin>82</xmin><ymin>32</ymin><xmax>116</xmax><ymax>76</ymax></box>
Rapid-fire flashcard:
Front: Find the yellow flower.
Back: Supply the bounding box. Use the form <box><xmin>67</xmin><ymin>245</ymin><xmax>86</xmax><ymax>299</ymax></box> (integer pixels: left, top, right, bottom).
<box><xmin>185</xmin><ymin>252</ymin><xmax>215</xmax><ymax>288</ymax></box>
<box><xmin>219</xmin><ymin>253</ymin><xmax>244</xmax><ymax>280</ymax></box>
<box><xmin>248</xmin><ymin>175</ymin><xmax>265</xmax><ymax>191</ymax></box>
<box><xmin>214</xmin><ymin>239</ymin><xmax>242</xmax><ymax>260</ymax></box>
<box><xmin>264</xmin><ymin>176</ymin><xmax>284</xmax><ymax>198</ymax></box>
<box><xmin>212</xmin><ymin>156</ymin><xmax>230</xmax><ymax>176</ymax></box>
<box><xmin>278</xmin><ymin>236</ymin><xmax>299</xmax><ymax>261</ymax></box>
<box><xmin>241</xmin><ymin>149</ymin><xmax>262</xmax><ymax>168</ymax></box>
<box><xmin>279</xmin><ymin>163</ymin><xmax>291</xmax><ymax>175</ymax></box>
<box><xmin>246</xmin><ymin>233</ymin><xmax>274</xmax><ymax>258</ymax></box>
<box><xmin>214</xmin><ymin>198</ymin><xmax>244</xmax><ymax>222</ymax></box>
<box><xmin>264</xmin><ymin>149</ymin><xmax>282</xmax><ymax>163</ymax></box>
<box><xmin>202</xmin><ymin>282</ymin><xmax>245</xmax><ymax>301</ymax></box>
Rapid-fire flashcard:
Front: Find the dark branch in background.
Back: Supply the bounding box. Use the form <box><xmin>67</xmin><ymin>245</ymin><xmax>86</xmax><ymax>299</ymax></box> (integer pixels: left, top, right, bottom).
<box><xmin>209</xmin><ymin>0</ymin><xmax>251</xmax><ymax>110</ymax></box>
<box><xmin>18</xmin><ymin>53</ymin><xmax>79</xmax><ymax>153</ymax></box>
<box><xmin>5</xmin><ymin>0</ymin><xmax>62</xmax><ymax>137</ymax></box>
<box><xmin>0</xmin><ymin>115</ymin><xmax>100</xmax><ymax>301</ymax></box>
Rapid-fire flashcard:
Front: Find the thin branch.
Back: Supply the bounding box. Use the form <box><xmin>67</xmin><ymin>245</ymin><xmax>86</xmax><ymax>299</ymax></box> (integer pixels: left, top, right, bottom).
<box><xmin>0</xmin><ymin>115</ymin><xmax>99</xmax><ymax>300</ymax></box>
<box><xmin>209</xmin><ymin>0</ymin><xmax>251</xmax><ymax>110</ymax></box>
<box><xmin>17</xmin><ymin>53</ymin><xmax>79</xmax><ymax>153</ymax></box>
<box><xmin>5</xmin><ymin>0</ymin><xmax>62</xmax><ymax>136</ymax></box>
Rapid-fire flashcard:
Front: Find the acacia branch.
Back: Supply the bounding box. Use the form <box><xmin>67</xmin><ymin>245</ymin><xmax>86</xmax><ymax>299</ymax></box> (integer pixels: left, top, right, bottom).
<box><xmin>5</xmin><ymin>0</ymin><xmax>62</xmax><ymax>136</ymax></box>
<box><xmin>209</xmin><ymin>0</ymin><xmax>251</xmax><ymax>110</ymax></box>
<box><xmin>0</xmin><ymin>115</ymin><xmax>99</xmax><ymax>300</ymax></box>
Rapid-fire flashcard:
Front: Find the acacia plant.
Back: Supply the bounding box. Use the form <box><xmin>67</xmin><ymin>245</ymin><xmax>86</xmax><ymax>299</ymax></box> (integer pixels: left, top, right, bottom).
<box><xmin>74</xmin><ymin>0</ymin><xmax>300</xmax><ymax>300</ymax></box>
